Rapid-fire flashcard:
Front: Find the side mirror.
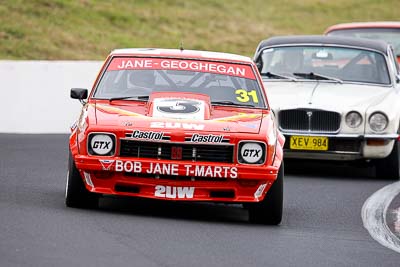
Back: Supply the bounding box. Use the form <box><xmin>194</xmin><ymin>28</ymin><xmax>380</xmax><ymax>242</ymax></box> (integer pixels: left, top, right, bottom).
<box><xmin>70</xmin><ymin>88</ymin><xmax>88</xmax><ymax>100</ymax></box>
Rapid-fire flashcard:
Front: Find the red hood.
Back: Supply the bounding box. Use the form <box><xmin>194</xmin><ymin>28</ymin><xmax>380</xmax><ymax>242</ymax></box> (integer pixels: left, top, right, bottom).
<box><xmin>91</xmin><ymin>92</ymin><xmax>266</xmax><ymax>134</ymax></box>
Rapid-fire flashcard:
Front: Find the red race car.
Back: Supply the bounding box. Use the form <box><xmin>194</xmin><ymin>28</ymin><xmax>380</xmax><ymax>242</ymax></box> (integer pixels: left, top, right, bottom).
<box><xmin>66</xmin><ymin>48</ymin><xmax>285</xmax><ymax>224</ymax></box>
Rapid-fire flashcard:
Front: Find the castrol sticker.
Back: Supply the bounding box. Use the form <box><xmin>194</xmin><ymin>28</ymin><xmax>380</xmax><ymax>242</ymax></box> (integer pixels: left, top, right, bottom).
<box><xmin>128</xmin><ymin>130</ymin><xmax>164</xmax><ymax>140</ymax></box>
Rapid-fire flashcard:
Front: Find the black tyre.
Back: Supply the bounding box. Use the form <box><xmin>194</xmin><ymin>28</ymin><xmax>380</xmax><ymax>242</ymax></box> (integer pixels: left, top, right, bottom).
<box><xmin>375</xmin><ymin>141</ymin><xmax>400</xmax><ymax>180</ymax></box>
<box><xmin>65</xmin><ymin>151</ymin><xmax>99</xmax><ymax>208</ymax></box>
<box><xmin>248</xmin><ymin>161</ymin><xmax>284</xmax><ymax>225</ymax></box>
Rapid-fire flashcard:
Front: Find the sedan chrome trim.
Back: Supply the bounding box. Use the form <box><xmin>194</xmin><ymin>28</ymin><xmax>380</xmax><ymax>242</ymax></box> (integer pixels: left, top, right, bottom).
<box><xmin>281</xmin><ymin>132</ymin><xmax>399</xmax><ymax>139</ymax></box>
<box><xmin>284</xmin><ymin>150</ymin><xmax>362</xmax><ymax>161</ymax></box>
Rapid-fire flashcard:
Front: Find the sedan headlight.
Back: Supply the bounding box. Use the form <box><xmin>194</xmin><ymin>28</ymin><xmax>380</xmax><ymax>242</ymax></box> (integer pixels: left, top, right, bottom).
<box><xmin>368</xmin><ymin>112</ymin><xmax>388</xmax><ymax>132</ymax></box>
<box><xmin>88</xmin><ymin>133</ymin><xmax>116</xmax><ymax>156</ymax></box>
<box><xmin>345</xmin><ymin>111</ymin><xmax>362</xmax><ymax>128</ymax></box>
<box><xmin>238</xmin><ymin>141</ymin><xmax>266</xmax><ymax>164</ymax></box>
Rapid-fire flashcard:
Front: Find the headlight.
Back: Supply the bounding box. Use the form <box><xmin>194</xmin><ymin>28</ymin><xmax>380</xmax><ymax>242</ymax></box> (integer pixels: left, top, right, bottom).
<box><xmin>238</xmin><ymin>142</ymin><xmax>266</xmax><ymax>164</ymax></box>
<box><xmin>368</xmin><ymin>112</ymin><xmax>388</xmax><ymax>132</ymax></box>
<box><xmin>88</xmin><ymin>133</ymin><xmax>116</xmax><ymax>156</ymax></box>
<box><xmin>345</xmin><ymin>111</ymin><xmax>362</xmax><ymax>128</ymax></box>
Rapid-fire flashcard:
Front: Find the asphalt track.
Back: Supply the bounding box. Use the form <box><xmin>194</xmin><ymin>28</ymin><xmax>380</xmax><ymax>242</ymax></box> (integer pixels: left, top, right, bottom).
<box><xmin>1</xmin><ymin>134</ymin><xmax>399</xmax><ymax>267</ymax></box>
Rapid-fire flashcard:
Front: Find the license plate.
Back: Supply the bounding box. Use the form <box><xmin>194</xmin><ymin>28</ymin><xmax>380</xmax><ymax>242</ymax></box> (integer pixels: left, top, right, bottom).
<box><xmin>290</xmin><ymin>136</ymin><xmax>328</xmax><ymax>151</ymax></box>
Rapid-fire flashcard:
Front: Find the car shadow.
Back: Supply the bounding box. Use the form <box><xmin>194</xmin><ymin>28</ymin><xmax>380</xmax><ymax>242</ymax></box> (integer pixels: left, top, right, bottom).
<box><xmin>97</xmin><ymin>196</ymin><xmax>252</xmax><ymax>225</ymax></box>
<box><xmin>284</xmin><ymin>159</ymin><xmax>377</xmax><ymax>180</ymax></box>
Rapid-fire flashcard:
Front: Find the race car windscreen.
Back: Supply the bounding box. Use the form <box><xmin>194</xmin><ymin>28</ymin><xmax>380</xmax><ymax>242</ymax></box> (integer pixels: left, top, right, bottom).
<box><xmin>93</xmin><ymin>57</ymin><xmax>265</xmax><ymax>108</ymax></box>
<box><xmin>259</xmin><ymin>46</ymin><xmax>390</xmax><ymax>85</ymax></box>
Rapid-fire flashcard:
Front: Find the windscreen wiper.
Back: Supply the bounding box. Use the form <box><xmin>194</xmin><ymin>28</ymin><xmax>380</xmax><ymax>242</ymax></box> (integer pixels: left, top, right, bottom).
<box><xmin>293</xmin><ymin>72</ymin><xmax>343</xmax><ymax>83</ymax></box>
<box><xmin>211</xmin><ymin>101</ymin><xmax>255</xmax><ymax>107</ymax></box>
<box><xmin>262</xmin><ymin>71</ymin><xmax>297</xmax><ymax>81</ymax></box>
<box><xmin>108</xmin><ymin>95</ymin><xmax>150</xmax><ymax>101</ymax></box>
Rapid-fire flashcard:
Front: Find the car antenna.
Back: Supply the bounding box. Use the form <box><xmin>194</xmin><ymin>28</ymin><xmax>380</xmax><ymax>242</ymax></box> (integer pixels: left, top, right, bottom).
<box><xmin>179</xmin><ymin>40</ymin><xmax>184</xmax><ymax>51</ymax></box>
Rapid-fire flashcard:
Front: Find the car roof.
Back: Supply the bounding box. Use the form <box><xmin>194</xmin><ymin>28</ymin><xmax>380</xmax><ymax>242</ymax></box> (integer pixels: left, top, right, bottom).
<box><xmin>255</xmin><ymin>35</ymin><xmax>389</xmax><ymax>55</ymax></box>
<box><xmin>110</xmin><ymin>48</ymin><xmax>253</xmax><ymax>64</ymax></box>
<box><xmin>325</xmin><ymin>21</ymin><xmax>400</xmax><ymax>33</ymax></box>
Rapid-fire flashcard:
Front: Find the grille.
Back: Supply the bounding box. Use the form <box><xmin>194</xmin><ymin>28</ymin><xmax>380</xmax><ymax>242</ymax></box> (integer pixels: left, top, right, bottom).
<box><xmin>283</xmin><ymin>137</ymin><xmax>361</xmax><ymax>153</ymax></box>
<box><xmin>279</xmin><ymin>109</ymin><xmax>341</xmax><ymax>133</ymax></box>
<box><xmin>120</xmin><ymin>139</ymin><xmax>234</xmax><ymax>163</ymax></box>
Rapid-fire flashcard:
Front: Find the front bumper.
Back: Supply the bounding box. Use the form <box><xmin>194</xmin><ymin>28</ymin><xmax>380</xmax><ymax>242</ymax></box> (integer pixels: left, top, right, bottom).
<box><xmin>74</xmin><ymin>155</ymin><xmax>279</xmax><ymax>202</ymax></box>
<box><xmin>282</xmin><ymin>133</ymin><xmax>399</xmax><ymax>160</ymax></box>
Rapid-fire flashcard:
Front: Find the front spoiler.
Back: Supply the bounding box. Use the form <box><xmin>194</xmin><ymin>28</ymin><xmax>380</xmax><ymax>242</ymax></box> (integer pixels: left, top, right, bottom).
<box><xmin>73</xmin><ymin>155</ymin><xmax>279</xmax><ymax>202</ymax></box>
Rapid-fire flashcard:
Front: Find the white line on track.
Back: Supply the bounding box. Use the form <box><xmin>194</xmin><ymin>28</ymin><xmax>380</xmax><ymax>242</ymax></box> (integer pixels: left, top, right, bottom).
<box><xmin>361</xmin><ymin>181</ymin><xmax>400</xmax><ymax>253</ymax></box>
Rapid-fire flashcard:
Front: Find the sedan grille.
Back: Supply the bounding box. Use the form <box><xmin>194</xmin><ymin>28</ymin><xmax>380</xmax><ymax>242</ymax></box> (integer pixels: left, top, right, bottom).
<box><xmin>279</xmin><ymin>109</ymin><xmax>341</xmax><ymax>133</ymax></box>
<box><xmin>119</xmin><ymin>140</ymin><xmax>234</xmax><ymax>163</ymax></box>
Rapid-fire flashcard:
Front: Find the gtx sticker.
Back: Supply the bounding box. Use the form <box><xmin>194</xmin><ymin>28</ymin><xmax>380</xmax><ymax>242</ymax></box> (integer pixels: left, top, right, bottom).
<box><xmin>241</xmin><ymin>143</ymin><xmax>263</xmax><ymax>163</ymax></box>
<box><xmin>150</xmin><ymin>122</ymin><xmax>205</xmax><ymax>130</ymax></box>
<box><xmin>91</xmin><ymin>134</ymin><xmax>113</xmax><ymax>155</ymax></box>
<box><xmin>99</xmin><ymin>159</ymin><xmax>115</xmax><ymax>171</ymax></box>
<box><xmin>154</xmin><ymin>185</ymin><xmax>195</xmax><ymax>199</ymax></box>
<box><xmin>189</xmin><ymin>134</ymin><xmax>224</xmax><ymax>143</ymax></box>
<box><xmin>152</xmin><ymin>98</ymin><xmax>205</xmax><ymax>120</ymax></box>
<box><xmin>128</xmin><ymin>130</ymin><xmax>164</xmax><ymax>140</ymax></box>
<box><xmin>114</xmin><ymin>160</ymin><xmax>237</xmax><ymax>178</ymax></box>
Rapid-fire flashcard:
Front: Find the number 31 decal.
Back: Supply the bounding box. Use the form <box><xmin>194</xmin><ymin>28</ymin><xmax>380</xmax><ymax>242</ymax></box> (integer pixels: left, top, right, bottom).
<box><xmin>235</xmin><ymin>89</ymin><xmax>259</xmax><ymax>103</ymax></box>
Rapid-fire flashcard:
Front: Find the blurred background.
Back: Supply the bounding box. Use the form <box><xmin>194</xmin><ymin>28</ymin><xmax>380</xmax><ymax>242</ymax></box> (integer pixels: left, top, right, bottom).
<box><xmin>1</xmin><ymin>0</ymin><xmax>399</xmax><ymax>59</ymax></box>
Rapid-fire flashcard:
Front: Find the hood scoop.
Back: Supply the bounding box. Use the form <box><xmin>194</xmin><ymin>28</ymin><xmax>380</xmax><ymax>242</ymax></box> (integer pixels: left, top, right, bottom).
<box><xmin>147</xmin><ymin>92</ymin><xmax>211</xmax><ymax>120</ymax></box>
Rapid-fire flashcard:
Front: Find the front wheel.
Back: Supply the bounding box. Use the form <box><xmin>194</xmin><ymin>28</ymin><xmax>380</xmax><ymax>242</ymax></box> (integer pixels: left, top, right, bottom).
<box><xmin>248</xmin><ymin>162</ymin><xmax>284</xmax><ymax>225</ymax></box>
<box><xmin>375</xmin><ymin>141</ymin><xmax>400</xmax><ymax>180</ymax></box>
<box><xmin>65</xmin><ymin>151</ymin><xmax>99</xmax><ymax>208</ymax></box>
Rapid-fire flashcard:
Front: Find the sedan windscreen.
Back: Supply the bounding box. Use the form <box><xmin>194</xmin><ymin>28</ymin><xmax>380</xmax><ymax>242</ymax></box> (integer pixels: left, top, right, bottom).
<box><xmin>93</xmin><ymin>57</ymin><xmax>265</xmax><ymax>108</ymax></box>
<box><xmin>259</xmin><ymin>46</ymin><xmax>390</xmax><ymax>85</ymax></box>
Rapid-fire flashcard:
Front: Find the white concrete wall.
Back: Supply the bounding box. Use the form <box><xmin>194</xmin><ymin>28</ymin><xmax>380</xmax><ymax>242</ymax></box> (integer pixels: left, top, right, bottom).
<box><xmin>0</xmin><ymin>60</ymin><xmax>103</xmax><ymax>133</ymax></box>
